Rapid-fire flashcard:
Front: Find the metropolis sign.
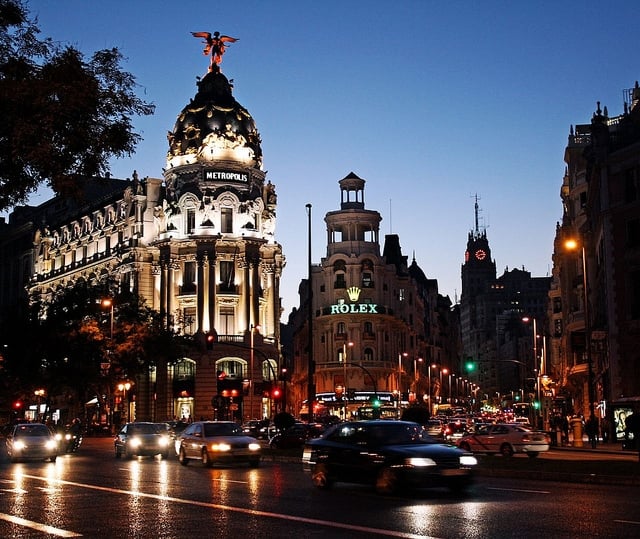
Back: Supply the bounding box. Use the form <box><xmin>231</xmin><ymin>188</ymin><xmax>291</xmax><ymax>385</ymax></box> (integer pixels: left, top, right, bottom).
<box><xmin>204</xmin><ymin>170</ymin><xmax>249</xmax><ymax>182</ymax></box>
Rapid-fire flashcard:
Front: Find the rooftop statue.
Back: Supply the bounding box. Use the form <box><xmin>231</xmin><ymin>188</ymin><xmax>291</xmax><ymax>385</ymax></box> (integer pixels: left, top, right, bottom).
<box><xmin>191</xmin><ymin>31</ymin><xmax>238</xmax><ymax>72</ymax></box>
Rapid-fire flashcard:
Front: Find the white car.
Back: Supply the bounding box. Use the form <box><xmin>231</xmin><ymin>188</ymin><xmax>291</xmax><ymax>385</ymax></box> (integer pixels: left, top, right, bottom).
<box><xmin>176</xmin><ymin>421</ymin><xmax>261</xmax><ymax>468</ymax></box>
<box><xmin>457</xmin><ymin>423</ymin><xmax>550</xmax><ymax>458</ymax></box>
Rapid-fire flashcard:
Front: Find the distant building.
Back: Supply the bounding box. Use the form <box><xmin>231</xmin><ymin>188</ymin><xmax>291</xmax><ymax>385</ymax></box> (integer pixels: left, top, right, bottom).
<box><xmin>460</xmin><ymin>198</ymin><xmax>551</xmax><ymax>412</ymax></box>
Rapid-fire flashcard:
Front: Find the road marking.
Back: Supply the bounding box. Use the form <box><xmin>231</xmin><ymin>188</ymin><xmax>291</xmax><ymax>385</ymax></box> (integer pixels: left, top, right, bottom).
<box><xmin>487</xmin><ymin>486</ymin><xmax>550</xmax><ymax>494</ymax></box>
<box><xmin>0</xmin><ymin>513</ymin><xmax>82</xmax><ymax>537</ymax></box>
<box><xmin>21</xmin><ymin>474</ymin><xmax>438</xmax><ymax>539</ymax></box>
<box><xmin>614</xmin><ymin>520</ymin><xmax>640</xmax><ymax>526</ymax></box>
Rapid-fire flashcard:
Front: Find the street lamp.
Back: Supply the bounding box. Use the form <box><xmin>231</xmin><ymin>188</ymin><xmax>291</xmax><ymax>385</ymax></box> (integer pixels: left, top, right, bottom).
<box><xmin>565</xmin><ymin>238</ymin><xmax>595</xmax><ymax>419</ymax></box>
<box><xmin>101</xmin><ymin>298</ymin><xmax>114</xmax><ymax>339</ymax></box>
<box><xmin>414</xmin><ymin>357</ymin><xmax>423</xmax><ymax>382</ymax></box>
<box><xmin>249</xmin><ymin>324</ymin><xmax>261</xmax><ymax>420</ymax></box>
<box><xmin>441</xmin><ymin>368</ymin><xmax>448</xmax><ymax>404</ymax></box>
<box><xmin>34</xmin><ymin>389</ymin><xmax>45</xmax><ymax>422</ymax></box>
<box><xmin>342</xmin><ymin>341</ymin><xmax>354</xmax><ymax>420</ymax></box>
<box><xmin>427</xmin><ymin>363</ymin><xmax>436</xmax><ymax>414</ymax></box>
<box><xmin>117</xmin><ymin>382</ymin><xmax>132</xmax><ymax>423</ymax></box>
<box><xmin>522</xmin><ymin>315</ymin><xmax>541</xmax><ymax>424</ymax></box>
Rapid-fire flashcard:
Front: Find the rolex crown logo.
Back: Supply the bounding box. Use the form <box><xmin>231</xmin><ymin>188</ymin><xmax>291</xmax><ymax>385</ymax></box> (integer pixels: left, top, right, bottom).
<box><xmin>347</xmin><ymin>286</ymin><xmax>361</xmax><ymax>302</ymax></box>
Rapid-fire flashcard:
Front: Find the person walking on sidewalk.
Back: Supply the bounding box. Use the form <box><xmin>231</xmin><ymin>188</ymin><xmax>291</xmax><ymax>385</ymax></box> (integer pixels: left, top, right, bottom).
<box><xmin>586</xmin><ymin>415</ymin><xmax>599</xmax><ymax>449</ymax></box>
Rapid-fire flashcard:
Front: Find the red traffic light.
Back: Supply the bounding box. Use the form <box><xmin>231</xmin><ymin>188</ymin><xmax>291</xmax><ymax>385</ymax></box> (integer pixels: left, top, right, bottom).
<box><xmin>13</xmin><ymin>401</ymin><xmax>22</xmax><ymax>409</ymax></box>
<box><xmin>272</xmin><ymin>388</ymin><xmax>282</xmax><ymax>399</ymax></box>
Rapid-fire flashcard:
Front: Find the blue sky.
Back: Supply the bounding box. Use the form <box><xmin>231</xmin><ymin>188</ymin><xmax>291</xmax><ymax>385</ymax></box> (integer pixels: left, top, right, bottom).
<box><xmin>15</xmin><ymin>0</ymin><xmax>639</xmax><ymax>314</ymax></box>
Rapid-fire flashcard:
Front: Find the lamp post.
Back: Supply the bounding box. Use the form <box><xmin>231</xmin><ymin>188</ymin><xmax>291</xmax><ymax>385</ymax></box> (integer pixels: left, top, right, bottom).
<box><xmin>397</xmin><ymin>352</ymin><xmax>408</xmax><ymax>416</ymax></box>
<box><xmin>101</xmin><ymin>298</ymin><xmax>114</xmax><ymax>339</ymax></box>
<box><xmin>441</xmin><ymin>368</ymin><xmax>448</xmax><ymax>405</ymax></box>
<box><xmin>342</xmin><ymin>341</ymin><xmax>354</xmax><ymax>420</ymax></box>
<box><xmin>428</xmin><ymin>363</ymin><xmax>436</xmax><ymax>414</ymax></box>
<box><xmin>249</xmin><ymin>324</ymin><xmax>260</xmax><ymax>420</ymax></box>
<box><xmin>565</xmin><ymin>238</ymin><xmax>595</xmax><ymax>419</ymax></box>
<box><xmin>118</xmin><ymin>382</ymin><xmax>132</xmax><ymax>423</ymax></box>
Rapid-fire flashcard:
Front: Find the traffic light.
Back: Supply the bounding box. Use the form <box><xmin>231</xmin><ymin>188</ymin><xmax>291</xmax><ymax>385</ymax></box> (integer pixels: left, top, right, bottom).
<box><xmin>206</xmin><ymin>332</ymin><xmax>215</xmax><ymax>350</ymax></box>
<box><xmin>272</xmin><ymin>387</ymin><xmax>282</xmax><ymax>400</ymax></box>
<box><xmin>532</xmin><ymin>400</ymin><xmax>540</xmax><ymax>410</ymax></box>
<box><xmin>464</xmin><ymin>358</ymin><xmax>476</xmax><ymax>372</ymax></box>
<box><xmin>370</xmin><ymin>395</ymin><xmax>381</xmax><ymax>408</ymax></box>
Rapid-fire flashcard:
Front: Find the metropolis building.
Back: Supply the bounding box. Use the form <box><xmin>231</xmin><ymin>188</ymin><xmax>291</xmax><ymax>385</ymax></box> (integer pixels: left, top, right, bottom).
<box><xmin>17</xmin><ymin>56</ymin><xmax>284</xmax><ymax>424</ymax></box>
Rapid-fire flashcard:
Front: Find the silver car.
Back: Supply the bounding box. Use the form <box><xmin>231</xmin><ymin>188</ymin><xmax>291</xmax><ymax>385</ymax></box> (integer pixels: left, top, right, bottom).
<box><xmin>457</xmin><ymin>423</ymin><xmax>550</xmax><ymax>457</ymax></box>
<box><xmin>176</xmin><ymin>421</ymin><xmax>261</xmax><ymax>468</ymax></box>
<box><xmin>114</xmin><ymin>422</ymin><xmax>172</xmax><ymax>459</ymax></box>
<box><xmin>6</xmin><ymin>423</ymin><xmax>58</xmax><ymax>462</ymax></box>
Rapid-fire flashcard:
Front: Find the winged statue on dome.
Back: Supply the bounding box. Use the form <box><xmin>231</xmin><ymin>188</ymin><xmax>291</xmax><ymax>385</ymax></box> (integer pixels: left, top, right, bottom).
<box><xmin>191</xmin><ymin>31</ymin><xmax>238</xmax><ymax>72</ymax></box>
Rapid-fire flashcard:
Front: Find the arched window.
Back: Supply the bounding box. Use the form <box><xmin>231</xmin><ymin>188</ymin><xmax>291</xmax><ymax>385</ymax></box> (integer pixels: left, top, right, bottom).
<box><xmin>334</xmin><ymin>260</ymin><xmax>346</xmax><ymax>289</ymax></box>
<box><xmin>361</xmin><ymin>259</ymin><xmax>374</xmax><ymax>288</ymax></box>
<box><xmin>336</xmin><ymin>322</ymin><xmax>346</xmax><ymax>336</ymax></box>
<box><xmin>175</xmin><ymin>358</ymin><xmax>196</xmax><ymax>381</ymax></box>
<box><xmin>363</xmin><ymin>348</ymin><xmax>374</xmax><ymax>362</ymax></box>
<box><xmin>216</xmin><ymin>357</ymin><xmax>246</xmax><ymax>379</ymax></box>
<box><xmin>262</xmin><ymin>359</ymin><xmax>278</xmax><ymax>381</ymax></box>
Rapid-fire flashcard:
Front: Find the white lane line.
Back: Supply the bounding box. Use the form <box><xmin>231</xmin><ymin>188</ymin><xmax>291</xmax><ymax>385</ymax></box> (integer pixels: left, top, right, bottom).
<box><xmin>0</xmin><ymin>513</ymin><xmax>82</xmax><ymax>537</ymax></box>
<box><xmin>22</xmin><ymin>474</ymin><xmax>437</xmax><ymax>539</ymax></box>
<box><xmin>487</xmin><ymin>486</ymin><xmax>551</xmax><ymax>494</ymax></box>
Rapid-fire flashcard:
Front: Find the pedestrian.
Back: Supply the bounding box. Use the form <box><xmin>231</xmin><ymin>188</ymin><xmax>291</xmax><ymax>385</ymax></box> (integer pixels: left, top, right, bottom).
<box><xmin>585</xmin><ymin>415</ymin><xmax>598</xmax><ymax>449</ymax></box>
<box><xmin>561</xmin><ymin>415</ymin><xmax>569</xmax><ymax>445</ymax></box>
<box><xmin>601</xmin><ymin>416</ymin><xmax>610</xmax><ymax>444</ymax></box>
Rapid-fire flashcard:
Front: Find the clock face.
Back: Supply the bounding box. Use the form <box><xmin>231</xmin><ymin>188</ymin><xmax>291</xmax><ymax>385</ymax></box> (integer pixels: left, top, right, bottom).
<box><xmin>475</xmin><ymin>249</ymin><xmax>487</xmax><ymax>261</ymax></box>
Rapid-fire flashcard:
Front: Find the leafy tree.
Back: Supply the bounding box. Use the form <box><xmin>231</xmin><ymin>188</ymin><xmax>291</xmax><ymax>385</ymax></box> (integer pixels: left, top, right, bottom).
<box><xmin>0</xmin><ymin>0</ymin><xmax>154</xmax><ymax>211</ymax></box>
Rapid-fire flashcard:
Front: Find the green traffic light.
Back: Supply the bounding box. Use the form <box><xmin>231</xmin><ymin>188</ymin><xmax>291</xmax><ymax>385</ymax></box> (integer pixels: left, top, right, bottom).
<box><xmin>465</xmin><ymin>360</ymin><xmax>475</xmax><ymax>372</ymax></box>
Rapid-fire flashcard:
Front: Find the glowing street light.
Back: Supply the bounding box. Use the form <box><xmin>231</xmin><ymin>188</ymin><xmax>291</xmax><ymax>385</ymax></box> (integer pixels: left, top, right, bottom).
<box><xmin>565</xmin><ymin>237</ymin><xmax>595</xmax><ymax>418</ymax></box>
<box><xmin>117</xmin><ymin>382</ymin><xmax>132</xmax><ymax>423</ymax></box>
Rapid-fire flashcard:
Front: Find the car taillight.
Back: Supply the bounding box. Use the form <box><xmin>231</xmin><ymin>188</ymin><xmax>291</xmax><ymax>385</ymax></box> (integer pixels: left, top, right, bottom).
<box><xmin>522</xmin><ymin>435</ymin><xmax>530</xmax><ymax>442</ymax></box>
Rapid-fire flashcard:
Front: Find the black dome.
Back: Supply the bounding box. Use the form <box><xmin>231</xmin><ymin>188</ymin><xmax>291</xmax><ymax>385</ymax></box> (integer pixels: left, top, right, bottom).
<box><xmin>167</xmin><ymin>69</ymin><xmax>262</xmax><ymax>169</ymax></box>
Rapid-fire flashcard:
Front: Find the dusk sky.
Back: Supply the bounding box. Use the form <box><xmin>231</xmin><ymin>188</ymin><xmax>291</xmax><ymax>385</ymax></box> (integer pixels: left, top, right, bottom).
<box><xmin>14</xmin><ymin>0</ymin><xmax>639</xmax><ymax>314</ymax></box>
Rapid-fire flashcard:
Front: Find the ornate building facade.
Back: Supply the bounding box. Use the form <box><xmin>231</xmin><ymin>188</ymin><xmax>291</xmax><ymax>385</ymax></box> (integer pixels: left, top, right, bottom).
<box><xmin>24</xmin><ymin>61</ymin><xmax>285</xmax><ymax>424</ymax></box>
<box><xmin>289</xmin><ymin>173</ymin><xmax>459</xmax><ymax>419</ymax></box>
<box><xmin>549</xmin><ymin>81</ymin><xmax>640</xmax><ymax>441</ymax></box>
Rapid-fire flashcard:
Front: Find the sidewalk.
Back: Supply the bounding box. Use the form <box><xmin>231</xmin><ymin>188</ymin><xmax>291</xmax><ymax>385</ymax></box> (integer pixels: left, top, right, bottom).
<box><xmin>554</xmin><ymin>437</ymin><xmax>636</xmax><ymax>456</ymax></box>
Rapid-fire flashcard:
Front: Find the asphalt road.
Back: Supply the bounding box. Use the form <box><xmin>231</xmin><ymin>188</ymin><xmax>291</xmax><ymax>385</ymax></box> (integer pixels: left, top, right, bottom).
<box><xmin>0</xmin><ymin>436</ymin><xmax>639</xmax><ymax>538</ymax></box>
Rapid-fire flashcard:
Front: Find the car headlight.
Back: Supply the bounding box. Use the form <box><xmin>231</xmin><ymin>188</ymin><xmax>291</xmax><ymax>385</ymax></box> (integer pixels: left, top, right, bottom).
<box><xmin>55</xmin><ymin>433</ymin><xmax>63</xmax><ymax>441</ymax></box>
<box><xmin>210</xmin><ymin>442</ymin><xmax>231</xmax><ymax>452</ymax></box>
<box><xmin>158</xmin><ymin>436</ymin><xmax>169</xmax><ymax>447</ymax></box>
<box><xmin>406</xmin><ymin>457</ymin><xmax>437</xmax><ymax>467</ymax></box>
<box><xmin>14</xmin><ymin>440</ymin><xmax>26</xmax><ymax>450</ymax></box>
<box><xmin>65</xmin><ymin>433</ymin><xmax>72</xmax><ymax>441</ymax></box>
<box><xmin>129</xmin><ymin>437</ymin><xmax>142</xmax><ymax>448</ymax></box>
<box><xmin>460</xmin><ymin>455</ymin><xmax>478</xmax><ymax>466</ymax></box>
<box><xmin>45</xmin><ymin>439</ymin><xmax>57</xmax><ymax>450</ymax></box>
<box><xmin>248</xmin><ymin>442</ymin><xmax>261</xmax><ymax>451</ymax></box>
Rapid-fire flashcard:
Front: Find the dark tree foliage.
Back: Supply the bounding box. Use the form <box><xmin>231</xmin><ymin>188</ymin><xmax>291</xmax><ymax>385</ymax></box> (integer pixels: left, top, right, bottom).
<box><xmin>0</xmin><ymin>0</ymin><xmax>154</xmax><ymax>211</ymax></box>
<box><xmin>400</xmin><ymin>404</ymin><xmax>431</xmax><ymax>425</ymax></box>
<box><xmin>1</xmin><ymin>280</ymin><xmax>188</xmax><ymax>419</ymax></box>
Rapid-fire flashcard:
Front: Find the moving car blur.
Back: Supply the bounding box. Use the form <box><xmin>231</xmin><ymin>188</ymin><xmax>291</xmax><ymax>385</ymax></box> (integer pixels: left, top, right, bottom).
<box><xmin>5</xmin><ymin>423</ymin><xmax>58</xmax><ymax>462</ymax></box>
<box><xmin>176</xmin><ymin>421</ymin><xmax>261</xmax><ymax>467</ymax></box>
<box><xmin>457</xmin><ymin>423</ymin><xmax>551</xmax><ymax>457</ymax></box>
<box><xmin>269</xmin><ymin>423</ymin><xmax>324</xmax><ymax>449</ymax></box>
<box><xmin>302</xmin><ymin>420</ymin><xmax>477</xmax><ymax>495</ymax></box>
<box><xmin>114</xmin><ymin>422</ymin><xmax>172</xmax><ymax>459</ymax></box>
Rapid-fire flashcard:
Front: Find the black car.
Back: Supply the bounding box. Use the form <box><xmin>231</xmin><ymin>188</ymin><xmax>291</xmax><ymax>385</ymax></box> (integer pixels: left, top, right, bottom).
<box><xmin>269</xmin><ymin>423</ymin><xmax>324</xmax><ymax>449</ymax></box>
<box><xmin>302</xmin><ymin>420</ymin><xmax>477</xmax><ymax>495</ymax></box>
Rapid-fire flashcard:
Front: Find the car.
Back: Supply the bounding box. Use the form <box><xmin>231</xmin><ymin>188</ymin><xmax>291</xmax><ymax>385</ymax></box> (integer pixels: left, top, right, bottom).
<box><xmin>302</xmin><ymin>420</ymin><xmax>477</xmax><ymax>495</ymax></box>
<box><xmin>114</xmin><ymin>422</ymin><xmax>172</xmax><ymax>459</ymax></box>
<box><xmin>269</xmin><ymin>423</ymin><xmax>324</xmax><ymax>449</ymax></box>
<box><xmin>444</xmin><ymin>419</ymin><xmax>468</xmax><ymax>442</ymax></box>
<box><xmin>5</xmin><ymin>423</ymin><xmax>58</xmax><ymax>462</ymax></box>
<box><xmin>424</xmin><ymin>419</ymin><xmax>445</xmax><ymax>440</ymax></box>
<box><xmin>176</xmin><ymin>421</ymin><xmax>261</xmax><ymax>468</ymax></box>
<box><xmin>456</xmin><ymin>423</ymin><xmax>551</xmax><ymax>457</ymax></box>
